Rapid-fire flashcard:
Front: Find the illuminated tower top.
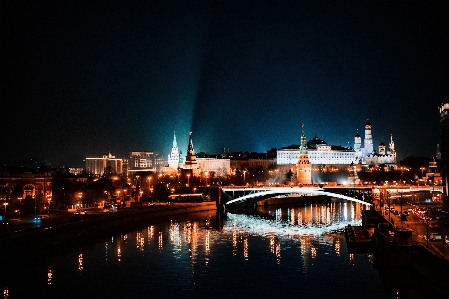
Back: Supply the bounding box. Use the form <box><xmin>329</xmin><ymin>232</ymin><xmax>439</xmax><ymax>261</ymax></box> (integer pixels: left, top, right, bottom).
<box><xmin>354</xmin><ymin>129</ymin><xmax>362</xmax><ymax>154</ymax></box>
<box><xmin>389</xmin><ymin>133</ymin><xmax>395</xmax><ymax>153</ymax></box>
<box><xmin>364</xmin><ymin>120</ymin><xmax>373</xmax><ymax>154</ymax></box>
<box><xmin>300</xmin><ymin>124</ymin><xmax>307</xmax><ymax>154</ymax></box>
<box><xmin>168</xmin><ymin>131</ymin><xmax>180</xmax><ymax>170</ymax></box>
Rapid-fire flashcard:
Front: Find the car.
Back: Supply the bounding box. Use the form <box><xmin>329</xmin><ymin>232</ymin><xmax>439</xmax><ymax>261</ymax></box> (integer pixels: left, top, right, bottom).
<box><xmin>429</xmin><ymin>233</ymin><xmax>442</xmax><ymax>241</ymax></box>
<box><xmin>34</xmin><ymin>215</ymin><xmax>43</xmax><ymax>221</ymax></box>
<box><xmin>1</xmin><ymin>220</ymin><xmax>13</xmax><ymax>226</ymax></box>
<box><xmin>392</xmin><ymin>210</ymin><xmax>399</xmax><ymax>215</ymax></box>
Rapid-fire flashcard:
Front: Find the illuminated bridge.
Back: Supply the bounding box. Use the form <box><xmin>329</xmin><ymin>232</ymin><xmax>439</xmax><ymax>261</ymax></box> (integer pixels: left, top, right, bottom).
<box><xmin>221</xmin><ymin>185</ymin><xmax>443</xmax><ymax>207</ymax></box>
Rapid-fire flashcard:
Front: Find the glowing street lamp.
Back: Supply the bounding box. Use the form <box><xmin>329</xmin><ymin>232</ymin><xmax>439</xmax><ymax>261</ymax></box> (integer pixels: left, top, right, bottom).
<box><xmin>18</xmin><ymin>197</ymin><xmax>22</xmax><ymax>220</ymax></box>
<box><xmin>148</xmin><ymin>177</ymin><xmax>152</xmax><ymax>189</ymax></box>
<box><xmin>187</xmin><ymin>174</ymin><xmax>190</xmax><ymax>187</ymax></box>
<box><xmin>205</xmin><ymin>172</ymin><xmax>209</xmax><ymax>187</ymax></box>
<box><xmin>47</xmin><ymin>195</ymin><xmax>51</xmax><ymax>221</ymax></box>
<box><xmin>3</xmin><ymin>202</ymin><xmax>8</xmax><ymax>219</ymax></box>
<box><xmin>243</xmin><ymin>170</ymin><xmax>247</xmax><ymax>183</ymax></box>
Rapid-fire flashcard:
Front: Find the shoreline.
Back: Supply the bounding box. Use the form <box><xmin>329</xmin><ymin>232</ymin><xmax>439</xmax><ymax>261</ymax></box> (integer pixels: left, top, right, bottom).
<box><xmin>0</xmin><ymin>202</ymin><xmax>217</xmax><ymax>264</ymax></box>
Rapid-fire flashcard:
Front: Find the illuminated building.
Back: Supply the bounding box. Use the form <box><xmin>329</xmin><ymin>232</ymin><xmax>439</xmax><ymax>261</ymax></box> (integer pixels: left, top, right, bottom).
<box><xmin>196</xmin><ymin>152</ymin><xmax>231</xmax><ymax>177</ymax></box>
<box><xmin>129</xmin><ymin>152</ymin><xmax>154</xmax><ymax>169</ymax></box>
<box><xmin>0</xmin><ymin>165</ymin><xmax>52</xmax><ymax>213</ymax></box>
<box><xmin>277</xmin><ymin>136</ymin><xmax>355</xmax><ymax>166</ymax></box>
<box><xmin>85</xmin><ymin>152</ymin><xmax>123</xmax><ymax>177</ymax></box>
<box><xmin>439</xmin><ymin>103</ymin><xmax>449</xmax><ymax>202</ymax></box>
<box><xmin>296</xmin><ymin>125</ymin><xmax>312</xmax><ymax>184</ymax></box>
<box><xmin>362</xmin><ymin>135</ymin><xmax>396</xmax><ymax>169</ymax></box>
<box><xmin>167</xmin><ymin>131</ymin><xmax>183</xmax><ymax>171</ymax></box>
<box><xmin>126</xmin><ymin>151</ymin><xmax>165</xmax><ymax>176</ymax></box>
<box><xmin>277</xmin><ymin>121</ymin><xmax>396</xmax><ymax>169</ymax></box>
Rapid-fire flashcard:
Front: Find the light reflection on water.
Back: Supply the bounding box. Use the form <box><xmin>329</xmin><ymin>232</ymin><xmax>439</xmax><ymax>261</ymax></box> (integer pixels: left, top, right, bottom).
<box><xmin>1</xmin><ymin>201</ymin><xmax>439</xmax><ymax>298</ymax></box>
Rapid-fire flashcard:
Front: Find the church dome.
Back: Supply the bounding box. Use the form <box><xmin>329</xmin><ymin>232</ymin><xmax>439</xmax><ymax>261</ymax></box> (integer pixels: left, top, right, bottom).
<box><xmin>365</xmin><ymin>121</ymin><xmax>371</xmax><ymax>129</ymax></box>
<box><xmin>307</xmin><ymin>135</ymin><xmax>327</xmax><ymax>149</ymax></box>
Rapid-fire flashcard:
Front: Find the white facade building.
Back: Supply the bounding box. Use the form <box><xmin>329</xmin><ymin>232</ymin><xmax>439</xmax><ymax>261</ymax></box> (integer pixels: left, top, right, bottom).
<box><xmin>196</xmin><ymin>154</ymin><xmax>231</xmax><ymax>177</ymax></box>
<box><xmin>355</xmin><ymin>122</ymin><xmax>396</xmax><ymax>168</ymax></box>
<box><xmin>277</xmin><ymin>135</ymin><xmax>356</xmax><ymax>165</ymax></box>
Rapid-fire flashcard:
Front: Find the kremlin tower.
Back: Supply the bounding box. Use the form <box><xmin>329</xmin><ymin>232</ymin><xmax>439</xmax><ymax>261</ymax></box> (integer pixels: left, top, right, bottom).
<box><xmin>168</xmin><ymin>131</ymin><xmax>181</xmax><ymax>170</ymax></box>
<box><xmin>184</xmin><ymin>132</ymin><xmax>198</xmax><ymax>170</ymax></box>
<box><xmin>296</xmin><ymin>125</ymin><xmax>312</xmax><ymax>184</ymax></box>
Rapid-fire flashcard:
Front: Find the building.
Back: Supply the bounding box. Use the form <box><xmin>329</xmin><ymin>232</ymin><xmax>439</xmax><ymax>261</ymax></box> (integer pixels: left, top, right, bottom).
<box><xmin>296</xmin><ymin>125</ymin><xmax>312</xmax><ymax>184</ymax></box>
<box><xmin>228</xmin><ymin>150</ymin><xmax>277</xmax><ymax>172</ymax></box>
<box><xmin>184</xmin><ymin>132</ymin><xmax>198</xmax><ymax>171</ymax></box>
<box><xmin>85</xmin><ymin>153</ymin><xmax>123</xmax><ymax>177</ymax></box>
<box><xmin>439</xmin><ymin>103</ymin><xmax>449</xmax><ymax>202</ymax></box>
<box><xmin>355</xmin><ymin>121</ymin><xmax>396</xmax><ymax>169</ymax></box>
<box><xmin>0</xmin><ymin>165</ymin><xmax>53</xmax><ymax>216</ymax></box>
<box><xmin>129</xmin><ymin>152</ymin><xmax>155</xmax><ymax>169</ymax></box>
<box><xmin>167</xmin><ymin>131</ymin><xmax>183</xmax><ymax>171</ymax></box>
<box><xmin>277</xmin><ymin>136</ymin><xmax>356</xmax><ymax>166</ymax></box>
<box><xmin>196</xmin><ymin>152</ymin><xmax>231</xmax><ymax>177</ymax></box>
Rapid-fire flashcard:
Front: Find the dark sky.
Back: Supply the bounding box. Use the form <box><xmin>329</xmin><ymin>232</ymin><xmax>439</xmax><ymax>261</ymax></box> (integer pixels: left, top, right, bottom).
<box><xmin>1</xmin><ymin>0</ymin><xmax>448</xmax><ymax>166</ymax></box>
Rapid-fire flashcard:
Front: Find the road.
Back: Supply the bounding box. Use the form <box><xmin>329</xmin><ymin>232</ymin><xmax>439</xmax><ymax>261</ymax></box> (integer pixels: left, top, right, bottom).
<box><xmin>384</xmin><ymin>204</ymin><xmax>449</xmax><ymax>261</ymax></box>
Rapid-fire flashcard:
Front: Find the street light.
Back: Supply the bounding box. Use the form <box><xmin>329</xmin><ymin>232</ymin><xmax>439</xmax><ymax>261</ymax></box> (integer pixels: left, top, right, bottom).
<box><xmin>187</xmin><ymin>174</ymin><xmax>190</xmax><ymax>187</ymax></box>
<box><xmin>243</xmin><ymin>170</ymin><xmax>247</xmax><ymax>184</ymax></box>
<box><xmin>47</xmin><ymin>196</ymin><xmax>51</xmax><ymax>221</ymax></box>
<box><xmin>18</xmin><ymin>197</ymin><xmax>22</xmax><ymax>220</ymax></box>
<box><xmin>205</xmin><ymin>172</ymin><xmax>208</xmax><ymax>187</ymax></box>
<box><xmin>3</xmin><ymin>202</ymin><xmax>8</xmax><ymax>220</ymax></box>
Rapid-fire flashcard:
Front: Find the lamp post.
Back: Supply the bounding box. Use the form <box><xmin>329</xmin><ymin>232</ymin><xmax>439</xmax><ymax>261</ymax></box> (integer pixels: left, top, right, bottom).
<box><xmin>205</xmin><ymin>172</ymin><xmax>208</xmax><ymax>187</ymax></box>
<box><xmin>187</xmin><ymin>174</ymin><xmax>190</xmax><ymax>187</ymax></box>
<box><xmin>78</xmin><ymin>192</ymin><xmax>83</xmax><ymax>211</ymax></box>
<box><xmin>18</xmin><ymin>197</ymin><xmax>22</xmax><ymax>220</ymax></box>
<box><xmin>243</xmin><ymin>170</ymin><xmax>247</xmax><ymax>184</ymax></box>
<box><xmin>420</xmin><ymin>167</ymin><xmax>425</xmax><ymax>181</ymax></box>
<box><xmin>3</xmin><ymin>202</ymin><xmax>8</xmax><ymax>220</ymax></box>
<box><xmin>47</xmin><ymin>196</ymin><xmax>51</xmax><ymax>221</ymax></box>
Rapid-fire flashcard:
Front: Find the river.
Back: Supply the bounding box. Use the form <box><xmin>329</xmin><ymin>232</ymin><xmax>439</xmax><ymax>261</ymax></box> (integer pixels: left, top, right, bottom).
<box><xmin>1</xmin><ymin>201</ymin><xmax>444</xmax><ymax>298</ymax></box>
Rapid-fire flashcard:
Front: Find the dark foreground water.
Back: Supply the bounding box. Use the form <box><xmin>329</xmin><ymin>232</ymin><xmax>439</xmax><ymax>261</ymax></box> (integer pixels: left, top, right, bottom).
<box><xmin>1</xmin><ymin>201</ymin><xmax>445</xmax><ymax>298</ymax></box>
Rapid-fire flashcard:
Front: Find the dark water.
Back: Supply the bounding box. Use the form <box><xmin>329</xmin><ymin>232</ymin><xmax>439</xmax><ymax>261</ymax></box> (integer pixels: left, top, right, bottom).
<box><xmin>1</xmin><ymin>201</ymin><xmax>444</xmax><ymax>298</ymax></box>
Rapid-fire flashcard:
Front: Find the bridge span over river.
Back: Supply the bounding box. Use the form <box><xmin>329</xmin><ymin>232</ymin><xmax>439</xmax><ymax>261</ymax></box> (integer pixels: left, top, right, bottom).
<box><xmin>221</xmin><ymin>185</ymin><xmax>443</xmax><ymax>207</ymax></box>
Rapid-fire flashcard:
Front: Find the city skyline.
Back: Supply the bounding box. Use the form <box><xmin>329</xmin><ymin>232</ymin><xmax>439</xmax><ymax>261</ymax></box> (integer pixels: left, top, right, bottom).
<box><xmin>1</xmin><ymin>1</ymin><xmax>447</xmax><ymax>166</ymax></box>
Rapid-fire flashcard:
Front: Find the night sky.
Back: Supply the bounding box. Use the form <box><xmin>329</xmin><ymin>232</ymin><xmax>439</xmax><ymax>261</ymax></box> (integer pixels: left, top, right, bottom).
<box><xmin>1</xmin><ymin>1</ymin><xmax>448</xmax><ymax>167</ymax></box>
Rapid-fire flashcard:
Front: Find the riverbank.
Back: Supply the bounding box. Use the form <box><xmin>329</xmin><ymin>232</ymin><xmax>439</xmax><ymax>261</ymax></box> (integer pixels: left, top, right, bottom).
<box><xmin>0</xmin><ymin>202</ymin><xmax>217</xmax><ymax>264</ymax></box>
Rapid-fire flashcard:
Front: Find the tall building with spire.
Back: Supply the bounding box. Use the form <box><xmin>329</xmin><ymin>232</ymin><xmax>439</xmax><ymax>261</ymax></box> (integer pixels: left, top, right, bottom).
<box><xmin>363</xmin><ymin>121</ymin><xmax>373</xmax><ymax>156</ymax></box>
<box><xmin>168</xmin><ymin>131</ymin><xmax>182</xmax><ymax>170</ymax></box>
<box><xmin>296</xmin><ymin>125</ymin><xmax>312</xmax><ymax>184</ymax></box>
<box><xmin>184</xmin><ymin>132</ymin><xmax>198</xmax><ymax>170</ymax></box>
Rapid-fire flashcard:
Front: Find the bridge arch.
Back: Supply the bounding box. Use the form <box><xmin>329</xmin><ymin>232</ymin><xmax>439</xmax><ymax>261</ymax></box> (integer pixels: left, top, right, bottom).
<box><xmin>223</xmin><ymin>187</ymin><xmax>371</xmax><ymax>206</ymax></box>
